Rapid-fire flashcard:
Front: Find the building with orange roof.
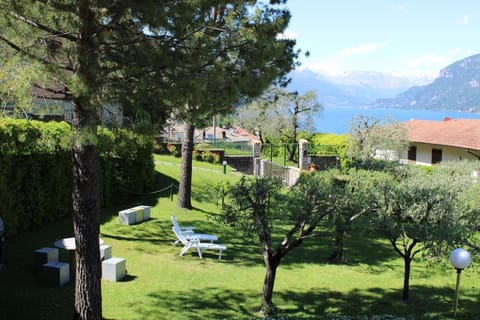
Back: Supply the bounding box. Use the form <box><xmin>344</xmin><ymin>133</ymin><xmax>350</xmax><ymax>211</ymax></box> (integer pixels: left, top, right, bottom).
<box><xmin>402</xmin><ymin>118</ymin><xmax>480</xmax><ymax>165</ymax></box>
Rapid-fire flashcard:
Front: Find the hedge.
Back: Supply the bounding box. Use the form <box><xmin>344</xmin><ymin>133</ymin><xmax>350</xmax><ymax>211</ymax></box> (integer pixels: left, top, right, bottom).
<box><xmin>0</xmin><ymin>118</ymin><xmax>155</xmax><ymax>236</ymax></box>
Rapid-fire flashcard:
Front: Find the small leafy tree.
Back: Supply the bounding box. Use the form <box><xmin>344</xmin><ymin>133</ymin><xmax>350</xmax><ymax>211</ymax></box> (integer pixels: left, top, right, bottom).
<box><xmin>324</xmin><ymin>169</ymin><xmax>378</xmax><ymax>263</ymax></box>
<box><xmin>347</xmin><ymin>115</ymin><xmax>409</xmax><ymax>162</ymax></box>
<box><xmin>369</xmin><ymin>164</ymin><xmax>478</xmax><ymax>301</ymax></box>
<box><xmin>217</xmin><ymin>171</ymin><xmax>343</xmax><ymax>315</ymax></box>
<box><xmin>235</xmin><ymin>87</ymin><xmax>322</xmax><ymax>162</ymax></box>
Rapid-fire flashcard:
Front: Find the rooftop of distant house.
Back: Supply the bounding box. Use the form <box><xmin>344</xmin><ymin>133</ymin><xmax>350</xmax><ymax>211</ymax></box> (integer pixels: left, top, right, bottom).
<box><xmin>164</xmin><ymin>124</ymin><xmax>260</xmax><ymax>144</ymax></box>
<box><xmin>405</xmin><ymin>118</ymin><xmax>480</xmax><ymax>151</ymax></box>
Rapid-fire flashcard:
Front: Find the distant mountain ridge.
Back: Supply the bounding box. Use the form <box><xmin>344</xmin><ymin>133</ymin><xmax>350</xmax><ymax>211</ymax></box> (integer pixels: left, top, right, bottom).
<box><xmin>288</xmin><ymin>69</ymin><xmax>433</xmax><ymax>107</ymax></box>
<box><xmin>371</xmin><ymin>54</ymin><xmax>480</xmax><ymax>112</ymax></box>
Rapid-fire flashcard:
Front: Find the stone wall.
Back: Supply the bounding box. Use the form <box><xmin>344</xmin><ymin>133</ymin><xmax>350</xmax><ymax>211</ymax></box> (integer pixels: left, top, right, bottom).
<box><xmin>224</xmin><ymin>156</ymin><xmax>254</xmax><ymax>175</ymax></box>
<box><xmin>310</xmin><ymin>155</ymin><xmax>340</xmax><ymax>170</ymax></box>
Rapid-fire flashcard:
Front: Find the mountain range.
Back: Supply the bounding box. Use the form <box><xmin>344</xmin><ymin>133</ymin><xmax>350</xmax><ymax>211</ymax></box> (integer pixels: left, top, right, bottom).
<box><xmin>371</xmin><ymin>54</ymin><xmax>480</xmax><ymax>112</ymax></box>
<box><xmin>289</xmin><ymin>53</ymin><xmax>480</xmax><ymax>113</ymax></box>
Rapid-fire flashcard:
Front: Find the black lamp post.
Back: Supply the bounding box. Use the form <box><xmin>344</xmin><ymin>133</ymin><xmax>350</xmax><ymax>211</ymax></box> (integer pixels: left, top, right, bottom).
<box><xmin>449</xmin><ymin>248</ymin><xmax>471</xmax><ymax>318</ymax></box>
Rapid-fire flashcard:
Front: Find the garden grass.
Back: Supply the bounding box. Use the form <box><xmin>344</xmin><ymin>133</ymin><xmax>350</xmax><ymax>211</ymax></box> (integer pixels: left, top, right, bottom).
<box><xmin>0</xmin><ymin>154</ymin><xmax>479</xmax><ymax>319</ymax></box>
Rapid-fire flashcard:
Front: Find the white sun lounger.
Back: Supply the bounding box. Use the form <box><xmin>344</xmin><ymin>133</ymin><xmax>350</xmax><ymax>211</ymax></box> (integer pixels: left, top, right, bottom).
<box><xmin>171</xmin><ymin>216</ymin><xmax>218</xmax><ymax>245</ymax></box>
<box><xmin>171</xmin><ymin>223</ymin><xmax>226</xmax><ymax>260</ymax></box>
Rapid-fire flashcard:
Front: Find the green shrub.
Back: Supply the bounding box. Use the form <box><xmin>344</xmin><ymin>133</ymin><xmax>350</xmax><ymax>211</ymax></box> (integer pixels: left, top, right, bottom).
<box><xmin>193</xmin><ymin>149</ymin><xmax>203</xmax><ymax>161</ymax></box>
<box><xmin>0</xmin><ymin>119</ymin><xmax>155</xmax><ymax>235</ymax></box>
<box><xmin>167</xmin><ymin>143</ymin><xmax>179</xmax><ymax>157</ymax></box>
<box><xmin>202</xmin><ymin>151</ymin><xmax>215</xmax><ymax>163</ymax></box>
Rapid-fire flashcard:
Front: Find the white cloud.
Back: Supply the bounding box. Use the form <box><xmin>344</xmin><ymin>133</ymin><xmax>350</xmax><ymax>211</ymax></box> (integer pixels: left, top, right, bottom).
<box><xmin>448</xmin><ymin>48</ymin><xmax>464</xmax><ymax>55</ymax></box>
<box><xmin>407</xmin><ymin>54</ymin><xmax>447</xmax><ymax>68</ymax></box>
<box><xmin>339</xmin><ymin>43</ymin><xmax>382</xmax><ymax>56</ymax></box>
<box><xmin>456</xmin><ymin>15</ymin><xmax>469</xmax><ymax>25</ymax></box>
<box><xmin>300</xmin><ymin>57</ymin><xmax>342</xmax><ymax>75</ymax></box>
<box><xmin>299</xmin><ymin>43</ymin><xmax>386</xmax><ymax>75</ymax></box>
<box><xmin>448</xmin><ymin>48</ymin><xmax>475</xmax><ymax>57</ymax></box>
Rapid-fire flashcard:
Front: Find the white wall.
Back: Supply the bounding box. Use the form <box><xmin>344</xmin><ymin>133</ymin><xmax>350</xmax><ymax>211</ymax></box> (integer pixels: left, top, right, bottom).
<box><xmin>402</xmin><ymin>143</ymin><xmax>479</xmax><ymax>165</ymax></box>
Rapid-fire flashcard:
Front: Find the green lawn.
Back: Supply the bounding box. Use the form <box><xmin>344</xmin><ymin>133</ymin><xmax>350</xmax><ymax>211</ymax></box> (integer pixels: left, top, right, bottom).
<box><xmin>0</xmin><ymin>155</ymin><xmax>478</xmax><ymax>319</ymax></box>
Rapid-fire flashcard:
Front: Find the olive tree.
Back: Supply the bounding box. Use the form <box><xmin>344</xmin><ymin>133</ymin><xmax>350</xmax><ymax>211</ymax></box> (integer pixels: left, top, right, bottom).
<box><xmin>347</xmin><ymin>115</ymin><xmax>409</xmax><ymax>162</ymax></box>
<box><xmin>369</xmin><ymin>164</ymin><xmax>479</xmax><ymax>301</ymax></box>
<box><xmin>217</xmin><ymin>171</ymin><xmax>343</xmax><ymax>315</ymax></box>
<box><xmin>235</xmin><ymin>87</ymin><xmax>321</xmax><ymax>162</ymax></box>
<box><xmin>323</xmin><ymin>169</ymin><xmax>379</xmax><ymax>263</ymax></box>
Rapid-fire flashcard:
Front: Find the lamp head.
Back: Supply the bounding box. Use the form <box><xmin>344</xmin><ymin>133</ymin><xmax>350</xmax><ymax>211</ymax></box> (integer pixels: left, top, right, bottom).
<box><xmin>450</xmin><ymin>248</ymin><xmax>471</xmax><ymax>270</ymax></box>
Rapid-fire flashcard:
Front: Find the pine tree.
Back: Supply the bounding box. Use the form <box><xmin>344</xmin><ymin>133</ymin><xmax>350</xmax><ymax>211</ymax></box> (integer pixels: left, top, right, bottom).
<box><xmin>0</xmin><ymin>2</ymin><xmax>173</xmax><ymax>319</ymax></box>
<box><xmin>158</xmin><ymin>1</ymin><xmax>298</xmax><ymax>208</ymax></box>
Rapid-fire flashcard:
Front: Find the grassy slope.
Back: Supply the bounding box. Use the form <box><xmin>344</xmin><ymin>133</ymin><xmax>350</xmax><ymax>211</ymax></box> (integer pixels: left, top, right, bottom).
<box><xmin>0</xmin><ymin>154</ymin><xmax>478</xmax><ymax>319</ymax></box>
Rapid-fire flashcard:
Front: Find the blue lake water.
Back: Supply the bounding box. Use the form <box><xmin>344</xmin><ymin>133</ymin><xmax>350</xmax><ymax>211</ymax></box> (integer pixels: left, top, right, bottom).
<box><xmin>315</xmin><ymin>107</ymin><xmax>480</xmax><ymax>134</ymax></box>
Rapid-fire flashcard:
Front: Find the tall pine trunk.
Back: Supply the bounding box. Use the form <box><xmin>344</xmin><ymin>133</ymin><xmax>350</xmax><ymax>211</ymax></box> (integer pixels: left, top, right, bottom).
<box><xmin>71</xmin><ymin>119</ymin><xmax>102</xmax><ymax>319</ymax></box>
<box><xmin>72</xmin><ymin>2</ymin><xmax>102</xmax><ymax>319</ymax></box>
<box><xmin>177</xmin><ymin>122</ymin><xmax>194</xmax><ymax>209</ymax></box>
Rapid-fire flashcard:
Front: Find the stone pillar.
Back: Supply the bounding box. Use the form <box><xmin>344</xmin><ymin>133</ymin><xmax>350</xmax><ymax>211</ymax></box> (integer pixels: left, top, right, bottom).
<box><xmin>253</xmin><ymin>142</ymin><xmax>262</xmax><ymax>158</ymax></box>
<box><xmin>252</xmin><ymin>142</ymin><xmax>262</xmax><ymax>177</ymax></box>
<box><xmin>298</xmin><ymin>139</ymin><xmax>310</xmax><ymax>170</ymax></box>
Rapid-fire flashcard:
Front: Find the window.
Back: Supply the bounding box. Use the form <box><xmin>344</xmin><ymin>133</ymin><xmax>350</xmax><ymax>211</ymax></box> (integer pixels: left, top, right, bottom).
<box><xmin>432</xmin><ymin>149</ymin><xmax>442</xmax><ymax>164</ymax></box>
<box><xmin>408</xmin><ymin>146</ymin><xmax>417</xmax><ymax>162</ymax></box>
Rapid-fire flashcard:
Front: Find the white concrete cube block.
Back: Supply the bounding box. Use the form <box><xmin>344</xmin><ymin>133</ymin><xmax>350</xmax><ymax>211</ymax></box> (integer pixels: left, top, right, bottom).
<box><xmin>138</xmin><ymin>205</ymin><xmax>151</xmax><ymax>220</ymax></box>
<box><xmin>100</xmin><ymin>244</ymin><xmax>112</xmax><ymax>260</ymax></box>
<box><xmin>34</xmin><ymin>247</ymin><xmax>58</xmax><ymax>266</ymax></box>
<box><xmin>102</xmin><ymin>257</ymin><xmax>126</xmax><ymax>282</ymax></box>
<box><xmin>42</xmin><ymin>261</ymin><xmax>70</xmax><ymax>286</ymax></box>
<box><xmin>119</xmin><ymin>205</ymin><xmax>151</xmax><ymax>224</ymax></box>
<box><xmin>118</xmin><ymin>209</ymin><xmax>136</xmax><ymax>225</ymax></box>
<box><xmin>133</xmin><ymin>207</ymin><xmax>144</xmax><ymax>223</ymax></box>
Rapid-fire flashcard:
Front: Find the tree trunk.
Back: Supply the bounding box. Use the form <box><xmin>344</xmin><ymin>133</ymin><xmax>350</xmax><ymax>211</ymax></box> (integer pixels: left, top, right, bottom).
<box><xmin>72</xmin><ymin>2</ymin><xmax>102</xmax><ymax>319</ymax></box>
<box><xmin>72</xmin><ymin>127</ymin><xmax>102</xmax><ymax>319</ymax></box>
<box><xmin>177</xmin><ymin>122</ymin><xmax>194</xmax><ymax>209</ymax></box>
<box><xmin>287</xmin><ymin>143</ymin><xmax>297</xmax><ymax>163</ymax></box>
<box><xmin>390</xmin><ymin>237</ymin><xmax>418</xmax><ymax>302</ymax></box>
<box><xmin>287</xmin><ymin>100</ymin><xmax>299</xmax><ymax>162</ymax></box>
<box><xmin>328</xmin><ymin>227</ymin><xmax>346</xmax><ymax>264</ymax></box>
<box><xmin>261</xmin><ymin>253</ymin><xmax>279</xmax><ymax>315</ymax></box>
<box><xmin>402</xmin><ymin>255</ymin><xmax>411</xmax><ymax>301</ymax></box>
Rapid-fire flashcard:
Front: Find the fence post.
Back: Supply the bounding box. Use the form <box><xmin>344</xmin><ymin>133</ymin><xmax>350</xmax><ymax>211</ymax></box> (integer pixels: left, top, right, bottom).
<box><xmin>253</xmin><ymin>142</ymin><xmax>262</xmax><ymax>177</ymax></box>
<box><xmin>253</xmin><ymin>142</ymin><xmax>262</xmax><ymax>158</ymax></box>
<box><xmin>298</xmin><ymin>139</ymin><xmax>310</xmax><ymax>170</ymax></box>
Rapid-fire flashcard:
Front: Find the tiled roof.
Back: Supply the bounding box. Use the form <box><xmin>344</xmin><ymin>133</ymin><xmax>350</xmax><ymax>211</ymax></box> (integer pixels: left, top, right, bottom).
<box><xmin>405</xmin><ymin>118</ymin><xmax>480</xmax><ymax>151</ymax></box>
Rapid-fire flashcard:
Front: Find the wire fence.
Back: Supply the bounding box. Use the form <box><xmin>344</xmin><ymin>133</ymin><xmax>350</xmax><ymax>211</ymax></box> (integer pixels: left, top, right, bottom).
<box><xmin>118</xmin><ymin>183</ymin><xmax>178</xmax><ymax>201</ymax></box>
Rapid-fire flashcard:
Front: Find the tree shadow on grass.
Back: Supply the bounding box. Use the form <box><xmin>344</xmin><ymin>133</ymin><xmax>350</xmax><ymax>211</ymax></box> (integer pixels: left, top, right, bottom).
<box><xmin>276</xmin><ymin>284</ymin><xmax>480</xmax><ymax>320</ymax></box>
<box><xmin>207</xmin><ymin>228</ymin><xmax>400</xmax><ymax>269</ymax></box>
<box><xmin>101</xmin><ymin>219</ymin><xmax>174</xmax><ymax>245</ymax></box>
<box><xmin>135</xmin><ymin>285</ymin><xmax>480</xmax><ymax>320</ymax></box>
<box><xmin>139</xmin><ymin>287</ymin><xmax>261</xmax><ymax>320</ymax></box>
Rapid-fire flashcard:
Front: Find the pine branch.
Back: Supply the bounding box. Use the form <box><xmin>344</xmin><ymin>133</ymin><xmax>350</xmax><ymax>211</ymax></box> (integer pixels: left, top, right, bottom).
<box><xmin>0</xmin><ymin>35</ymin><xmax>73</xmax><ymax>72</ymax></box>
<box><xmin>10</xmin><ymin>12</ymin><xmax>78</xmax><ymax>42</ymax></box>
<box><xmin>35</xmin><ymin>0</ymin><xmax>76</xmax><ymax>13</ymax></box>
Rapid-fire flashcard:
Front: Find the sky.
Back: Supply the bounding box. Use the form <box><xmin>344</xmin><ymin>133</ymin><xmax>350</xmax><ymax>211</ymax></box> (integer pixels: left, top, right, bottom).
<box><xmin>285</xmin><ymin>0</ymin><xmax>480</xmax><ymax>77</ymax></box>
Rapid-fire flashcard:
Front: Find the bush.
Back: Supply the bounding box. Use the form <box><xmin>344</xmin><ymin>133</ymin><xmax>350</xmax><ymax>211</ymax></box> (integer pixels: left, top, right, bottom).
<box><xmin>202</xmin><ymin>151</ymin><xmax>216</xmax><ymax>163</ymax></box>
<box><xmin>167</xmin><ymin>143</ymin><xmax>179</xmax><ymax>157</ymax></box>
<box><xmin>0</xmin><ymin>119</ymin><xmax>155</xmax><ymax>235</ymax></box>
<box><xmin>193</xmin><ymin>149</ymin><xmax>202</xmax><ymax>161</ymax></box>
